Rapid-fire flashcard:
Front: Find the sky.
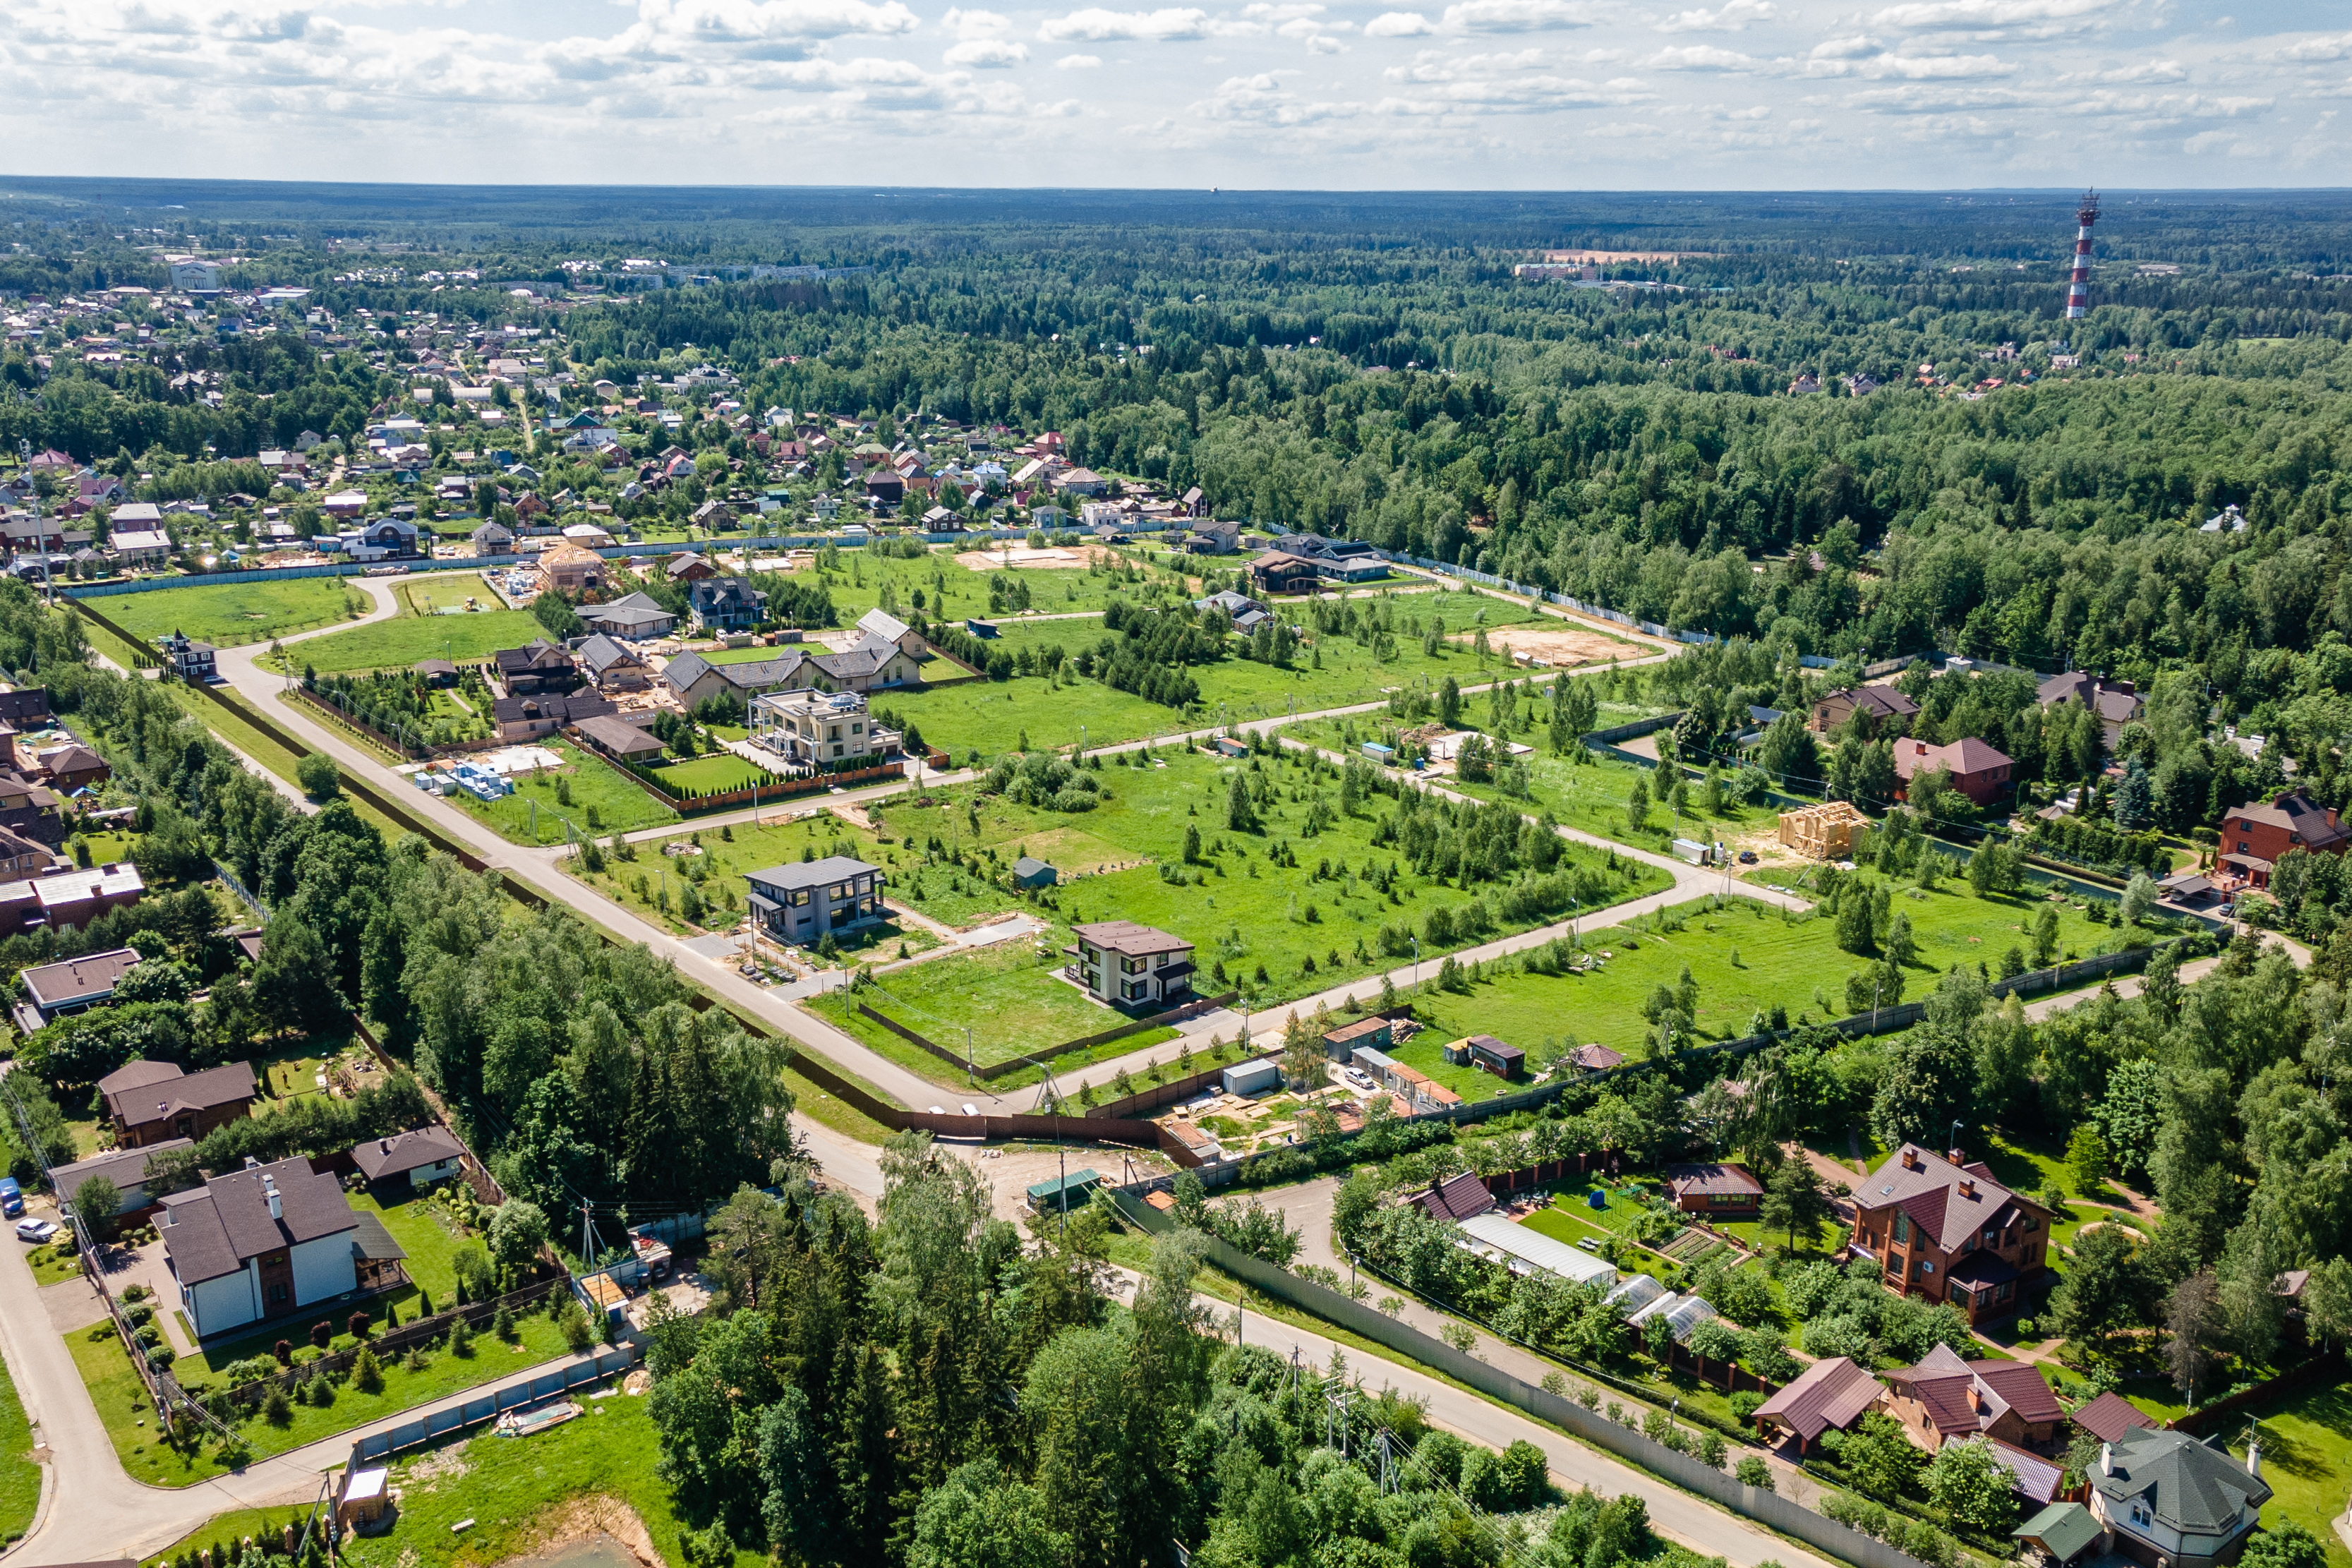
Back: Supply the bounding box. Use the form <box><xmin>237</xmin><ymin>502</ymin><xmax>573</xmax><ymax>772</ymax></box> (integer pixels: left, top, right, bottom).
<box><xmin>0</xmin><ymin>0</ymin><xmax>2344</xmax><ymax>189</ymax></box>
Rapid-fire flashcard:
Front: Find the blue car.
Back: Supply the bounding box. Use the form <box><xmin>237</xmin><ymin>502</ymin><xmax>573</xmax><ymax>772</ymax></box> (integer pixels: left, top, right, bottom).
<box><xmin>0</xmin><ymin>1179</ymin><xmax>21</xmax><ymax>1219</ymax></box>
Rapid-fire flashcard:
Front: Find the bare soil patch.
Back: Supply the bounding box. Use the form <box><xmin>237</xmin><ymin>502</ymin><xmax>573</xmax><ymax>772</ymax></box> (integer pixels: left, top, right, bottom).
<box><xmin>954</xmin><ymin>544</ymin><xmax>1119</xmax><ymax>572</ymax></box>
<box><xmin>1474</xmin><ymin>623</ymin><xmax>1639</xmax><ymax>668</ymax></box>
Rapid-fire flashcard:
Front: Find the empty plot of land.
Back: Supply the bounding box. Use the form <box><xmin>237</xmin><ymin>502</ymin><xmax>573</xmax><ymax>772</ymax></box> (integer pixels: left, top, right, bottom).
<box><xmin>955</xmin><ymin>545</ymin><xmax>1118</xmax><ymax>571</ymax></box>
<box><xmin>1476</xmin><ymin>623</ymin><xmax>1641</xmax><ymax>668</ymax></box>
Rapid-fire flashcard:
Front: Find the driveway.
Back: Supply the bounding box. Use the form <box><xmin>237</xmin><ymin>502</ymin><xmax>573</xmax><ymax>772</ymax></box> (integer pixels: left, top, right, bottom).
<box><xmin>84</xmin><ymin>1238</ymin><xmax>198</xmax><ymax>1355</ymax></box>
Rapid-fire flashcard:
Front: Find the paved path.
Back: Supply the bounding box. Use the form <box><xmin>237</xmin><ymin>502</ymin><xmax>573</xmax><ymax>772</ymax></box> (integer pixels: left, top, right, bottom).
<box><xmin>2017</xmin><ymin>927</ymin><xmax>2310</xmax><ymax>1023</ymax></box>
<box><xmin>1102</xmin><ymin>1266</ymin><xmax>1838</xmax><ymax>1568</ymax></box>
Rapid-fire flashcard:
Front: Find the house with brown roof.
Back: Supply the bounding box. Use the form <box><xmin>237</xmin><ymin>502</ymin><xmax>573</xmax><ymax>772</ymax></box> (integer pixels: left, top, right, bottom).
<box><xmin>16</xmin><ymin>945</ymin><xmax>142</xmax><ymax>1031</ymax></box>
<box><xmin>2037</xmin><ymin>672</ymin><xmax>2142</xmax><ymax>749</ymax></box>
<box><xmin>535</xmin><ymin>541</ymin><xmax>608</xmax><ymax>598</ymax></box>
<box><xmin>1882</xmin><ymin>1343</ymin><xmax>2065</xmax><ymax>1452</ymax></box>
<box><xmin>1569</xmin><ymin>1042</ymin><xmax>1626</xmax><ymax>1073</ymax></box>
<box><xmin>1812</xmin><ymin>685</ymin><xmax>1918</xmax><ymax>735</ymax></box>
<box><xmin>1893</xmin><ymin>736</ymin><xmax>2015</xmax><ymax>807</ymax></box>
<box><xmin>1409</xmin><ymin>1171</ymin><xmax>1498</xmax><ymax>1223</ymax></box>
<box><xmin>1665</xmin><ymin>1162</ymin><xmax>1765</xmax><ymax>1217</ymax></box>
<box><xmin>2069</xmin><ymin>1390</ymin><xmax>2157</xmax><ymax>1445</ymax></box>
<box><xmin>2218</xmin><ymin>788</ymin><xmax>2349</xmax><ymax>890</ymax></box>
<box><xmin>1750</xmin><ymin>1355</ymin><xmax>1883</xmax><ymax>1454</ymax></box>
<box><xmin>1850</xmin><ymin>1143</ymin><xmax>2054</xmax><ymax>1323</ymax></box>
<box><xmin>493</xmin><ymin>637</ymin><xmax>580</xmax><ymax>696</ymax></box>
<box><xmin>99</xmin><ymin>1059</ymin><xmax>257</xmax><ymax>1148</ymax></box>
<box><xmin>1067</xmin><ymin>920</ymin><xmax>1194</xmax><ymax>1008</ymax></box>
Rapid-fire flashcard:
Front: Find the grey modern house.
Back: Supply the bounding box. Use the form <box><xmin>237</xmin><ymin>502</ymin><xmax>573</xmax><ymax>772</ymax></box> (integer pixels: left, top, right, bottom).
<box><xmin>744</xmin><ymin>856</ymin><xmax>884</xmax><ymax>946</ymax></box>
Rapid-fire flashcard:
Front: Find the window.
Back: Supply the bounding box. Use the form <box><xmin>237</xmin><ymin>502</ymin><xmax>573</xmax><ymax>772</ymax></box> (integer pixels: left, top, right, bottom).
<box><xmin>268</xmin><ymin>1282</ymin><xmax>287</xmax><ymax>1304</ymax></box>
<box><xmin>1984</xmin><ymin>1228</ymin><xmax>2000</xmax><ymax>1246</ymax></box>
<box><xmin>1893</xmin><ymin>1213</ymin><xmax>1912</xmax><ymax>1246</ymax></box>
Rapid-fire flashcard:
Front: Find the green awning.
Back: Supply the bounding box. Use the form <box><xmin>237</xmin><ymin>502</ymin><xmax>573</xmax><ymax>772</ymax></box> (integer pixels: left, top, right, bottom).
<box><xmin>2016</xmin><ymin>1502</ymin><xmax>2100</xmax><ymax>1564</ymax></box>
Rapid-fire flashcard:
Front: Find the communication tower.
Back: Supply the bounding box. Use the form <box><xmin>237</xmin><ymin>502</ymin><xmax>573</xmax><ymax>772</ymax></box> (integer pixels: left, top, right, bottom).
<box><xmin>2064</xmin><ymin>189</ymin><xmax>2100</xmax><ymax>320</ymax></box>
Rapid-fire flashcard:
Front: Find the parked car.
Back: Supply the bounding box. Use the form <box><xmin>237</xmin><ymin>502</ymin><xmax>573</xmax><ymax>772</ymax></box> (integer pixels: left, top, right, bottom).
<box><xmin>0</xmin><ymin>1178</ymin><xmax>21</xmax><ymax>1218</ymax></box>
<box><xmin>1737</xmin><ymin>850</ymin><xmax>1759</xmax><ymax>864</ymax></box>
<box><xmin>14</xmin><ymin>1218</ymin><xmax>56</xmax><ymax>1244</ymax></box>
<box><xmin>1342</xmin><ymin>1068</ymin><xmax>1374</xmax><ymax>1092</ymax></box>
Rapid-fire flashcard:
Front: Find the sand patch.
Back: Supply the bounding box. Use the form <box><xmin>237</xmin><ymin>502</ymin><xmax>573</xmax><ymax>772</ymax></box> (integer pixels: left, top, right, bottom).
<box><xmin>516</xmin><ymin>1497</ymin><xmax>663</xmax><ymax>1568</ymax></box>
<box><xmin>1469</xmin><ymin>623</ymin><xmax>1638</xmax><ymax>668</ymax></box>
<box><xmin>954</xmin><ymin>544</ymin><xmax>1120</xmax><ymax>572</ymax></box>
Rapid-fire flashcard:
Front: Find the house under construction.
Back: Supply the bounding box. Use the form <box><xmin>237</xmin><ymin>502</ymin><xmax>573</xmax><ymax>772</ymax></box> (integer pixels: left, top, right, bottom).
<box><xmin>1778</xmin><ymin>800</ymin><xmax>1871</xmax><ymax>860</ymax></box>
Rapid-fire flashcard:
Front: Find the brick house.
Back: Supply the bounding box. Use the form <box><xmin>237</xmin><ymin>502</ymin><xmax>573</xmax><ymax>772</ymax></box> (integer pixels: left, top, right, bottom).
<box><xmin>99</xmin><ymin>1059</ymin><xmax>257</xmax><ymax>1148</ymax></box>
<box><xmin>1881</xmin><ymin>1343</ymin><xmax>2065</xmax><ymax>1451</ymax></box>
<box><xmin>1665</xmin><ymin>1162</ymin><xmax>1765</xmax><ymax>1217</ymax></box>
<box><xmin>1811</xmin><ymin>685</ymin><xmax>1918</xmax><ymax>735</ymax></box>
<box><xmin>1850</xmin><ymin>1144</ymin><xmax>2054</xmax><ymax>1324</ymax></box>
<box><xmin>2219</xmin><ymin>788</ymin><xmax>2349</xmax><ymax>890</ymax></box>
<box><xmin>1892</xmin><ymin>736</ymin><xmax>2015</xmax><ymax>807</ymax></box>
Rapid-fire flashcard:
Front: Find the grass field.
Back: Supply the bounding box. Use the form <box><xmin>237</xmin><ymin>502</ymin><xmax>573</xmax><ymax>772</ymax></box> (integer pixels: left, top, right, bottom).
<box><xmin>788</xmin><ymin>546</ymin><xmax>1197</xmax><ymax>625</ymax></box>
<box><xmin>277</xmin><ymin>572</ymin><xmax>540</xmax><ymax>675</ymax></box>
<box><xmin>783</xmin><ymin>745</ymin><xmax>1665</xmax><ymax>1081</ymax></box>
<box><xmin>452</xmin><ymin>740</ymin><xmax>679</xmax><ymax>845</ymax></box>
<box><xmin>0</xmin><ymin>1359</ymin><xmax>37</xmax><ymax>1544</ymax></box>
<box><xmin>874</xmin><ymin>585</ymin><xmax>1580</xmax><ymax>765</ymax></box>
<box><xmin>182</xmin><ymin>1389</ymin><xmax>763</xmax><ymax>1568</ymax></box>
<box><xmin>1383</xmin><ymin>872</ymin><xmax>2132</xmax><ymax>1066</ymax></box>
<box><xmin>70</xmin><ymin>1307</ymin><xmax>577</xmax><ymax>1486</ymax></box>
<box><xmin>2223</xmin><ymin>1381</ymin><xmax>2352</xmax><ymax>1568</ymax></box>
<box><xmin>648</xmin><ymin>752</ymin><xmax>773</xmax><ymax>793</ymax></box>
<box><xmin>103</xmin><ymin>577</ymin><xmax>370</xmax><ymax>650</ymax></box>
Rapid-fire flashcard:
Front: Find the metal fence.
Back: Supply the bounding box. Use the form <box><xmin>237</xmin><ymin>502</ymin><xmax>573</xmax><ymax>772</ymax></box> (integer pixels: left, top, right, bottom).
<box><xmin>342</xmin><ymin>1343</ymin><xmax>639</xmax><ymax>1468</ymax></box>
<box><xmin>1109</xmin><ymin>1191</ymin><xmax>1934</xmax><ymax>1568</ymax></box>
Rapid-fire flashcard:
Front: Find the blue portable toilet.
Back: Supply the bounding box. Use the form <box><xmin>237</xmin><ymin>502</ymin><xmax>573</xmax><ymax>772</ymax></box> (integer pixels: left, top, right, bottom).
<box><xmin>1588</xmin><ymin>1188</ymin><xmax>1608</xmax><ymax>1212</ymax></box>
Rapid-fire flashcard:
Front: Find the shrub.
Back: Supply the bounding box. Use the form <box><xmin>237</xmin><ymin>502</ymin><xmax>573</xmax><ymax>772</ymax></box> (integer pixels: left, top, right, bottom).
<box><xmin>126</xmin><ymin>1303</ymin><xmax>154</xmax><ymax>1328</ymax></box>
<box><xmin>492</xmin><ymin>1303</ymin><xmax>515</xmax><ymax>1341</ymax></box>
<box><xmin>120</xmin><ymin>1283</ymin><xmax>147</xmax><ymax>1303</ymax></box>
<box><xmin>1730</xmin><ymin>1390</ymin><xmax>1766</xmax><ymax>1425</ymax></box>
<box><xmin>347</xmin><ymin>1311</ymin><xmax>370</xmax><ymax>1339</ymax></box>
<box><xmin>559</xmin><ymin>1301</ymin><xmax>595</xmax><ymax>1356</ymax></box>
<box><xmin>1736</xmin><ymin>1457</ymin><xmax>1775</xmax><ymax>1490</ymax></box>
<box><xmin>403</xmin><ymin>1346</ymin><xmax>428</xmax><ymax>1373</ymax></box>
<box><xmin>310</xmin><ymin>1321</ymin><xmax>332</xmax><ymax>1349</ymax></box>
<box><xmin>274</xmin><ymin>1339</ymin><xmax>292</xmax><ymax>1365</ymax></box>
<box><xmin>450</xmin><ymin>1317</ymin><xmax>476</xmax><ymax>1357</ymax></box>
<box><xmin>351</xmin><ymin>1348</ymin><xmax>383</xmax><ymax>1395</ymax></box>
<box><xmin>306</xmin><ymin>1373</ymin><xmax>334</xmax><ymax>1408</ymax></box>
<box><xmin>263</xmin><ymin>1387</ymin><xmax>293</xmax><ymax>1426</ymax></box>
<box><xmin>145</xmin><ymin>1345</ymin><xmax>175</xmax><ymax>1370</ymax></box>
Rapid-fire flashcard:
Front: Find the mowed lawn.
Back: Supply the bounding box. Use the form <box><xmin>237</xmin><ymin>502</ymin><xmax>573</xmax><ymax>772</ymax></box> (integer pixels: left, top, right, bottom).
<box><xmin>2225</xmin><ymin>1382</ymin><xmax>2352</xmax><ymax>1568</ymax></box>
<box><xmin>649</xmin><ymin>752</ymin><xmax>775</xmax><ymax>793</ymax></box>
<box><xmin>1388</xmin><ymin>874</ymin><xmax>2126</xmax><ymax>1066</ymax></box>
<box><xmin>796</xmin><ymin>548</ymin><xmax>1197</xmax><ymax>625</ymax></box>
<box><xmin>103</xmin><ymin>577</ymin><xmax>369</xmax><ymax>649</ymax></box>
<box><xmin>874</xmin><ymin>586</ymin><xmax>1572</xmax><ymax>765</ymax></box>
<box><xmin>452</xmin><ymin>740</ymin><xmax>680</xmax><ymax>845</ymax></box>
<box><xmin>809</xmin><ymin>938</ymin><xmax>1178</xmax><ymax>1075</ymax></box>
<box><xmin>0</xmin><ymin>1358</ymin><xmax>36</xmax><ymax>1542</ymax></box>
<box><xmin>279</xmin><ymin>574</ymin><xmax>541</xmax><ymax>675</ymax></box>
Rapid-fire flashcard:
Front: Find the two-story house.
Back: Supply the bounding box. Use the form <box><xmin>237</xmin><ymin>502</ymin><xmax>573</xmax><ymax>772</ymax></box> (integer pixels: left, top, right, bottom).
<box><xmin>2086</xmin><ymin>1425</ymin><xmax>2272</xmax><ymax>1568</ymax></box>
<box><xmin>752</xmin><ymin>688</ymin><xmax>885</xmax><ymax>768</ymax></box>
<box><xmin>2037</xmin><ymin>671</ymin><xmax>2143</xmax><ymax>749</ymax></box>
<box><xmin>1067</xmin><ymin>920</ymin><xmax>1195</xmax><ymax>1008</ymax></box>
<box><xmin>2219</xmin><ymin>789</ymin><xmax>2350</xmax><ymax>890</ymax></box>
<box><xmin>1850</xmin><ymin>1144</ymin><xmax>2053</xmax><ymax>1324</ymax></box>
<box><xmin>158</xmin><ymin>630</ymin><xmax>217</xmax><ymax>682</ymax></box>
<box><xmin>1811</xmin><ymin>685</ymin><xmax>1919</xmax><ymax>735</ymax></box>
<box><xmin>689</xmin><ymin>577</ymin><xmax>769</xmax><ymax>633</ymax></box>
<box><xmin>493</xmin><ymin>638</ymin><xmax>581</xmax><ymax>696</ymax></box>
<box><xmin>99</xmin><ymin>1059</ymin><xmax>256</xmax><ymax>1148</ymax></box>
<box><xmin>1881</xmin><ymin>1343</ymin><xmax>2065</xmax><ymax>1451</ymax></box>
<box><xmin>744</xmin><ymin>856</ymin><xmax>883</xmax><ymax>946</ymax></box>
<box><xmin>159</xmin><ymin>1156</ymin><xmax>405</xmax><ymax>1339</ymax></box>
<box><xmin>1892</xmin><ymin>736</ymin><xmax>2015</xmax><ymax>807</ymax></box>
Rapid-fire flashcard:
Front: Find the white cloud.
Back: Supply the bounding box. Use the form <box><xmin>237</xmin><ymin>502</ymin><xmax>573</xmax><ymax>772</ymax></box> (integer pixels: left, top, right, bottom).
<box><xmin>1365</xmin><ymin>11</ymin><xmax>1435</xmax><ymax>34</ymax></box>
<box><xmin>2278</xmin><ymin>32</ymin><xmax>2352</xmax><ymax>62</ymax></box>
<box><xmin>1868</xmin><ymin>0</ymin><xmax>2116</xmax><ymax>30</ymax></box>
<box><xmin>643</xmin><ymin>0</ymin><xmax>922</xmax><ymax>44</ymax></box>
<box><xmin>1243</xmin><ymin>2</ymin><xmax>1325</xmax><ymax>18</ymax></box>
<box><xmin>1037</xmin><ymin>6</ymin><xmax>1210</xmax><ymax>39</ymax></box>
<box><xmin>1806</xmin><ymin>35</ymin><xmax>2008</xmax><ymax>76</ymax></box>
<box><xmin>1438</xmin><ymin>0</ymin><xmax>1594</xmax><ymax>32</ymax></box>
<box><xmin>1646</xmin><ymin>44</ymin><xmax>1762</xmax><ymax>68</ymax></box>
<box><xmin>942</xmin><ymin>6</ymin><xmax>1013</xmax><ymax>35</ymax></box>
<box><xmin>1054</xmin><ymin>49</ymin><xmax>1104</xmax><ymax>64</ymax></box>
<box><xmin>945</xmin><ymin>36</ymin><xmax>1028</xmax><ymax>62</ymax></box>
<box><xmin>1655</xmin><ymin>0</ymin><xmax>1775</xmax><ymax>32</ymax></box>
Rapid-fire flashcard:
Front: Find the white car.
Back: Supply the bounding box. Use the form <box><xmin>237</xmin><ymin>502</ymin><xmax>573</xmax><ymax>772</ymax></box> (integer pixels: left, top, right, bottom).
<box><xmin>14</xmin><ymin>1219</ymin><xmax>56</xmax><ymax>1244</ymax></box>
<box><xmin>1342</xmin><ymin>1068</ymin><xmax>1374</xmax><ymax>1092</ymax></box>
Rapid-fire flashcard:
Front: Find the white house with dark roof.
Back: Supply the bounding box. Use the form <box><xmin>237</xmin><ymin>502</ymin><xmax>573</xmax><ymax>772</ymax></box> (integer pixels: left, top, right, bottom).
<box><xmin>159</xmin><ymin>1156</ymin><xmax>401</xmax><ymax>1338</ymax></box>
<box><xmin>1066</xmin><ymin>920</ymin><xmax>1193</xmax><ymax>1006</ymax></box>
<box><xmin>744</xmin><ymin>856</ymin><xmax>884</xmax><ymax>946</ymax></box>
<box><xmin>351</xmin><ymin>1126</ymin><xmax>466</xmax><ymax>1190</ymax></box>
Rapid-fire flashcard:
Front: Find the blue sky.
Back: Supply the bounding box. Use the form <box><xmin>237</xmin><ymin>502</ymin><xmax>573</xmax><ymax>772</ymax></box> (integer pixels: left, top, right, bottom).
<box><xmin>0</xmin><ymin>0</ymin><xmax>2341</xmax><ymax>188</ymax></box>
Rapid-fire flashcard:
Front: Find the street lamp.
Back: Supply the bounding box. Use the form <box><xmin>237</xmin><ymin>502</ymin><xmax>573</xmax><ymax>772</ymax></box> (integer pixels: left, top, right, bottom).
<box><xmin>1411</xmin><ymin>935</ymin><xmax>1420</xmax><ymax>989</ymax></box>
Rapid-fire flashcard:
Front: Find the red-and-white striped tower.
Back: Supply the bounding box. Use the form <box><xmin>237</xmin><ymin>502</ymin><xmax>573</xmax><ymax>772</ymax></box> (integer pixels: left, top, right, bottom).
<box><xmin>2064</xmin><ymin>188</ymin><xmax>2100</xmax><ymax>320</ymax></box>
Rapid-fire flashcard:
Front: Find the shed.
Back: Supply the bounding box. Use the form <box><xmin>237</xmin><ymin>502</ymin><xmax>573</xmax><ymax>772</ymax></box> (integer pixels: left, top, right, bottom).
<box><xmin>2013</xmin><ymin>1502</ymin><xmax>2101</xmax><ymax>1567</ymax></box>
<box><xmin>1222</xmin><ymin>1059</ymin><xmax>1281</xmax><ymax>1097</ymax></box>
<box><xmin>1361</xmin><ymin>742</ymin><xmax>1394</xmax><ymax>764</ymax></box>
<box><xmin>1322</xmin><ymin>1015</ymin><xmax>1392</xmax><ymax>1063</ymax></box>
<box><xmin>1012</xmin><ymin>856</ymin><xmax>1058</xmax><ymax>890</ymax></box>
<box><xmin>339</xmin><ymin>1467</ymin><xmax>390</xmax><ymax>1527</ymax></box>
<box><xmin>1212</xmin><ymin>737</ymin><xmax>1249</xmax><ymax>759</ymax></box>
<box><xmin>1026</xmin><ymin>1167</ymin><xmax>1099</xmax><ymax>1215</ymax></box>
<box><xmin>412</xmin><ymin>658</ymin><xmax>459</xmax><ymax>687</ymax></box>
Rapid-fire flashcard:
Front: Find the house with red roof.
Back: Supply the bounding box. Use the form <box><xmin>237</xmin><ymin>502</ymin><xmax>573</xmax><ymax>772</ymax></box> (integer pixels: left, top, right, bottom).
<box><xmin>1750</xmin><ymin>1355</ymin><xmax>1883</xmax><ymax>1454</ymax></box>
<box><xmin>2218</xmin><ymin>788</ymin><xmax>2348</xmax><ymax>890</ymax></box>
<box><xmin>1881</xmin><ymin>1343</ymin><xmax>2065</xmax><ymax>1452</ymax></box>
<box><xmin>1893</xmin><ymin>736</ymin><xmax>2015</xmax><ymax>807</ymax></box>
<box><xmin>1850</xmin><ymin>1143</ymin><xmax>2054</xmax><ymax>1324</ymax></box>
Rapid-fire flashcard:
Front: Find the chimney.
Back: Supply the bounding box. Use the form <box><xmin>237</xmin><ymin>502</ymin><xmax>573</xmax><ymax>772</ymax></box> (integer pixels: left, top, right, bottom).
<box><xmin>268</xmin><ymin>1190</ymin><xmax>282</xmax><ymax>1219</ymax></box>
<box><xmin>2101</xmin><ymin>1443</ymin><xmax>2113</xmax><ymax>1476</ymax></box>
<box><xmin>1901</xmin><ymin>1147</ymin><xmax>1920</xmax><ymax>1170</ymax></box>
<box><xmin>1958</xmin><ymin>1178</ymin><xmax>1976</xmax><ymax>1198</ymax></box>
<box><xmin>1969</xmin><ymin>1384</ymin><xmax>1985</xmax><ymax>1412</ymax></box>
<box><xmin>243</xmin><ymin>1156</ymin><xmax>260</xmax><ymax>1171</ymax></box>
<box><xmin>1948</xmin><ymin>1147</ymin><xmax>1965</xmax><ymax>1166</ymax></box>
<box><xmin>2246</xmin><ymin>1440</ymin><xmax>2261</xmax><ymax>1478</ymax></box>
